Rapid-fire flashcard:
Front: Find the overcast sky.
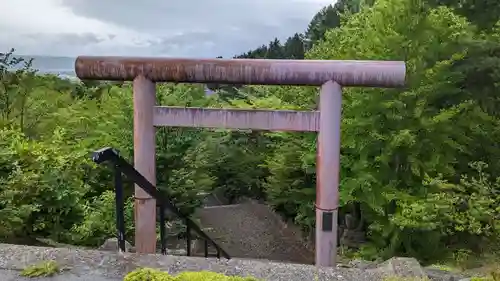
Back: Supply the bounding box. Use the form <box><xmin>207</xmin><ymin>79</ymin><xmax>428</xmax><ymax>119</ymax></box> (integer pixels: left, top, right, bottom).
<box><xmin>0</xmin><ymin>0</ymin><xmax>333</xmax><ymax>58</ymax></box>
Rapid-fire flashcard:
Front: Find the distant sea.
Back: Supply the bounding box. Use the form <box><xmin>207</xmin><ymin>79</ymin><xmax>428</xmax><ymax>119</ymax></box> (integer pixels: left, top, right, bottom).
<box><xmin>17</xmin><ymin>55</ymin><xmax>77</xmax><ymax>78</ymax></box>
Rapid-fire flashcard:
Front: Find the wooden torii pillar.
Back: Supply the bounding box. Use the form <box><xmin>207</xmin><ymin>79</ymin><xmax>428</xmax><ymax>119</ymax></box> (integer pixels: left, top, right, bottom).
<box><xmin>75</xmin><ymin>57</ymin><xmax>406</xmax><ymax>266</ymax></box>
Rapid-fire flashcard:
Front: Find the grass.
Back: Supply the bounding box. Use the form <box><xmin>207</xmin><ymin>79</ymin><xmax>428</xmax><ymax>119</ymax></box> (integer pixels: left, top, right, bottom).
<box><xmin>20</xmin><ymin>260</ymin><xmax>61</xmax><ymax>278</ymax></box>
<box><xmin>427</xmin><ymin>264</ymin><xmax>455</xmax><ymax>272</ymax></box>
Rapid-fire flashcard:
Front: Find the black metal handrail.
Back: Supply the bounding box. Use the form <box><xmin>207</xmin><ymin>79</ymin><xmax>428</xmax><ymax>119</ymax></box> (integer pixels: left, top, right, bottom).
<box><xmin>92</xmin><ymin>147</ymin><xmax>230</xmax><ymax>259</ymax></box>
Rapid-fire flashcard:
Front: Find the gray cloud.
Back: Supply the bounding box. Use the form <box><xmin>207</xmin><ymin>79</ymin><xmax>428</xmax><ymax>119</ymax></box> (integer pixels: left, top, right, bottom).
<box><xmin>2</xmin><ymin>0</ymin><xmax>331</xmax><ymax>57</ymax></box>
<box><xmin>61</xmin><ymin>0</ymin><xmax>316</xmax><ymax>32</ymax></box>
<box><xmin>58</xmin><ymin>0</ymin><xmax>327</xmax><ymax>57</ymax></box>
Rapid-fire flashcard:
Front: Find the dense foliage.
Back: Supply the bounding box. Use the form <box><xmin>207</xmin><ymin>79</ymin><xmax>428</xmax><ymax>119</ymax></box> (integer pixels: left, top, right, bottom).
<box><xmin>1</xmin><ymin>0</ymin><xmax>499</xmax><ymax>266</ymax></box>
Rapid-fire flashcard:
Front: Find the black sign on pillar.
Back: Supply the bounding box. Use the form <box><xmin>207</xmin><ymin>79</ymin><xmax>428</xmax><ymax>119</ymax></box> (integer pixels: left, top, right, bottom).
<box><xmin>322</xmin><ymin>212</ymin><xmax>333</xmax><ymax>232</ymax></box>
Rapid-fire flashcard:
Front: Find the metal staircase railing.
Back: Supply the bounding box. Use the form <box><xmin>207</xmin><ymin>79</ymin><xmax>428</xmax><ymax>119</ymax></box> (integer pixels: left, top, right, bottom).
<box><xmin>91</xmin><ymin>147</ymin><xmax>230</xmax><ymax>259</ymax></box>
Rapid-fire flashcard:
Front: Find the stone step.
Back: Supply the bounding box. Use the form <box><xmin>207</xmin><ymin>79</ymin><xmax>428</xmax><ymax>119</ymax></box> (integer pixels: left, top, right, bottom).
<box><xmin>193</xmin><ymin>200</ymin><xmax>315</xmax><ymax>264</ymax></box>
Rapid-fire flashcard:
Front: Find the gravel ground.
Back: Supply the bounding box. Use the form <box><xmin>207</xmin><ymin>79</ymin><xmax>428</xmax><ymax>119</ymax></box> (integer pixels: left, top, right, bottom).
<box><xmin>0</xmin><ymin>269</ymin><xmax>120</xmax><ymax>281</ymax></box>
<box><xmin>0</xmin><ymin>243</ymin><xmax>383</xmax><ymax>281</ymax></box>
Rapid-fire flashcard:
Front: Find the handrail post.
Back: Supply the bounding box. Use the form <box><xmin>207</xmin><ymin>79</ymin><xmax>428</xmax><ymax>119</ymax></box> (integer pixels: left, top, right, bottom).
<box><xmin>216</xmin><ymin>244</ymin><xmax>221</xmax><ymax>259</ymax></box>
<box><xmin>186</xmin><ymin>219</ymin><xmax>192</xmax><ymax>256</ymax></box>
<box><xmin>114</xmin><ymin>156</ymin><xmax>126</xmax><ymax>253</ymax></box>
<box><xmin>204</xmin><ymin>240</ymin><xmax>209</xmax><ymax>258</ymax></box>
<box><xmin>133</xmin><ymin>76</ymin><xmax>157</xmax><ymax>253</ymax></box>
<box><xmin>159</xmin><ymin>203</ymin><xmax>167</xmax><ymax>255</ymax></box>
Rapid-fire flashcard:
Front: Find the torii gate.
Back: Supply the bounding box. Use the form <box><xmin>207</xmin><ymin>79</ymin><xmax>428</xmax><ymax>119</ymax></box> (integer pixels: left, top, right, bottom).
<box><xmin>75</xmin><ymin>57</ymin><xmax>406</xmax><ymax>266</ymax></box>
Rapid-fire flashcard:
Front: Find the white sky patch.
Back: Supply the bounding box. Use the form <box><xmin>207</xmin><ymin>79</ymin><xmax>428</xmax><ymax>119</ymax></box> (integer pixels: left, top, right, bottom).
<box><xmin>0</xmin><ymin>0</ymin><xmax>131</xmax><ymax>35</ymax></box>
<box><xmin>0</xmin><ymin>0</ymin><xmax>156</xmax><ymax>55</ymax></box>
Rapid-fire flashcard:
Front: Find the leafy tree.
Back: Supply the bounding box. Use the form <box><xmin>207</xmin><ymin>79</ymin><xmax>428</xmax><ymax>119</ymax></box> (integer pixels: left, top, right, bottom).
<box><xmin>426</xmin><ymin>0</ymin><xmax>500</xmax><ymax>30</ymax></box>
<box><xmin>283</xmin><ymin>33</ymin><xmax>306</xmax><ymax>59</ymax></box>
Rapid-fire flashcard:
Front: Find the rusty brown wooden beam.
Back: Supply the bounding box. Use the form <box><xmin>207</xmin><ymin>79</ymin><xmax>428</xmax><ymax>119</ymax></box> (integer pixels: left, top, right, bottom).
<box><xmin>153</xmin><ymin>106</ymin><xmax>320</xmax><ymax>131</ymax></box>
<box><xmin>75</xmin><ymin>56</ymin><xmax>406</xmax><ymax>87</ymax></box>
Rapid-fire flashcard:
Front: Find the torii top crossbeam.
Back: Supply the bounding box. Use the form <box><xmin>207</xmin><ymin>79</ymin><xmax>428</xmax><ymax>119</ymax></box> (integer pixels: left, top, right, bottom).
<box><xmin>75</xmin><ymin>56</ymin><xmax>405</xmax><ymax>87</ymax></box>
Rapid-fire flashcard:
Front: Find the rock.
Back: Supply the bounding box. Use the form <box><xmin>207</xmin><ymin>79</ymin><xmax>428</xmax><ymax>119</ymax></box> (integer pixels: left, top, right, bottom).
<box><xmin>340</xmin><ymin>229</ymin><xmax>366</xmax><ymax>248</ymax></box>
<box><xmin>336</xmin><ymin>263</ymin><xmax>351</xmax><ymax>268</ymax></box>
<box><xmin>34</xmin><ymin>238</ymin><xmax>80</xmax><ymax>249</ymax></box>
<box><xmin>424</xmin><ymin>267</ymin><xmax>467</xmax><ymax>281</ymax></box>
<box><xmin>98</xmin><ymin>237</ymin><xmax>133</xmax><ymax>252</ymax></box>
<box><xmin>348</xmin><ymin>259</ymin><xmax>378</xmax><ymax>270</ymax></box>
<box><xmin>166</xmin><ymin>249</ymin><xmax>187</xmax><ymax>256</ymax></box>
<box><xmin>368</xmin><ymin>257</ymin><xmax>427</xmax><ymax>278</ymax></box>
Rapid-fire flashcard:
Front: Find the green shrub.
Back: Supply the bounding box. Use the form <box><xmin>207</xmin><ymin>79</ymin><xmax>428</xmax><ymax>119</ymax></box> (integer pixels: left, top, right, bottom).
<box><xmin>124</xmin><ymin>268</ymin><xmax>262</xmax><ymax>281</ymax></box>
